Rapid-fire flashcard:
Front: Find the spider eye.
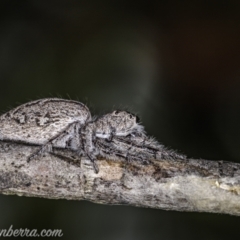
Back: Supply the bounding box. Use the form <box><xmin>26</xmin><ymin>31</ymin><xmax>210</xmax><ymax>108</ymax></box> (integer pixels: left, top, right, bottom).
<box><xmin>136</xmin><ymin>115</ymin><xmax>140</xmax><ymax>123</ymax></box>
<box><xmin>114</xmin><ymin>110</ymin><xmax>120</xmax><ymax>115</ymax></box>
<box><xmin>129</xmin><ymin>114</ymin><xmax>133</xmax><ymax>119</ymax></box>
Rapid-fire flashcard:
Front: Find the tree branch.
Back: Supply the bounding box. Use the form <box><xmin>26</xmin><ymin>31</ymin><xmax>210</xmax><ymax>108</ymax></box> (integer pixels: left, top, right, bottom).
<box><xmin>1</xmin><ymin>141</ymin><xmax>240</xmax><ymax>216</ymax></box>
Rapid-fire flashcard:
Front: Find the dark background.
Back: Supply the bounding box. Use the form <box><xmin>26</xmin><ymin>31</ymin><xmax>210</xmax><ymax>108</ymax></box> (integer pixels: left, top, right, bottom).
<box><xmin>1</xmin><ymin>1</ymin><xmax>240</xmax><ymax>239</ymax></box>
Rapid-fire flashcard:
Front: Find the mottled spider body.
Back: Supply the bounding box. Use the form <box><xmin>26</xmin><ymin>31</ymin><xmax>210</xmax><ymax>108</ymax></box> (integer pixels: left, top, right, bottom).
<box><xmin>0</xmin><ymin>98</ymin><xmax>185</xmax><ymax>173</ymax></box>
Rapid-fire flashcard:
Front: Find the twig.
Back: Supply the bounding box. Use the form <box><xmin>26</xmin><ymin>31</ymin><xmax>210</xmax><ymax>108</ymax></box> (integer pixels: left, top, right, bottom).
<box><xmin>0</xmin><ymin>141</ymin><xmax>240</xmax><ymax>216</ymax></box>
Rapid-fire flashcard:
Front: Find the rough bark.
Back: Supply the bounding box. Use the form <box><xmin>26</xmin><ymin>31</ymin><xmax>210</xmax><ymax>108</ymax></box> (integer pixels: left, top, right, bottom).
<box><xmin>0</xmin><ymin>141</ymin><xmax>240</xmax><ymax>216</ymax></box>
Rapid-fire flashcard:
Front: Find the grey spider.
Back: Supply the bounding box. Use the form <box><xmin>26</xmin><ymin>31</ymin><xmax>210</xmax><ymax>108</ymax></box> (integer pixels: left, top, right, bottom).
<box><xmin>0</xmin><ymin>98</ymin><xmax>149</xmax><ymax>173</ymax></box>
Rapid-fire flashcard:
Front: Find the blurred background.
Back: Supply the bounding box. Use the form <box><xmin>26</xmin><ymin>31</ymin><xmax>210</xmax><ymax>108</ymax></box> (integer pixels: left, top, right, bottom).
<box><xmin>1</xmin><ymin>0</ymin><xmax>240</xmax><ymax>239</ymax></box>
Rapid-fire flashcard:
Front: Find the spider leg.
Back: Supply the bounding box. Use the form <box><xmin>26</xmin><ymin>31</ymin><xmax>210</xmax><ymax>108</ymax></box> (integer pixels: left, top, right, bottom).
<box><xmin>87</xmin><ymin>154</ymin><xmax>99</xmax><ymax>173</ymax></box>
<box><xmin>27</xmin><ymin>121</ymin><xmax>81</xmax><ymax>162</ymax></box>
